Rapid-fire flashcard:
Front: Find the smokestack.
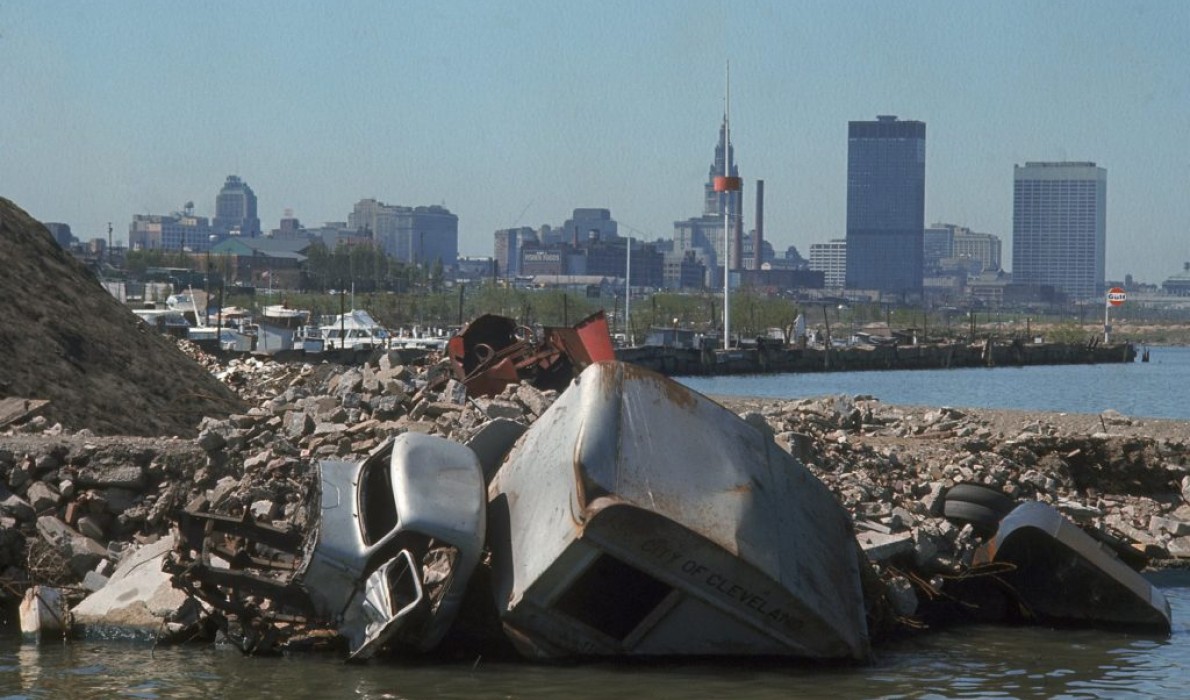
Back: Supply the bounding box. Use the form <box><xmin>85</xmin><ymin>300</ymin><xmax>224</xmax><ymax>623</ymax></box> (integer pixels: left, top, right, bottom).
<box><xmin>754</xmin><ymin>179</ymin><xmax>764</xmax><ymax>270</ymax></box>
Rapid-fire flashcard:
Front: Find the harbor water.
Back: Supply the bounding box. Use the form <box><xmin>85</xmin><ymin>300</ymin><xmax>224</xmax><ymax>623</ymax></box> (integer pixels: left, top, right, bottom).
<box><xmin>2</xmin><ymin>575</ymin><xmax>1189</xmax><ymax>700</ymax></box>
<box><xmin>4</xmin><ymin>348</ymin><xmax>1190</xmax><ymax>698</ymax></box>
<box><xmin>680</xmin><ymin>345</ymin><xmax>1190</xmax><ymax>421</ymax></box>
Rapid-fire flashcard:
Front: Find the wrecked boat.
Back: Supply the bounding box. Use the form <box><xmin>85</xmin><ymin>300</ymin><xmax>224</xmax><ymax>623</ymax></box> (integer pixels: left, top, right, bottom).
<box><xmin>486</xmin><ymin>360</ymin><xmax>871</xmax><ymax>660</ymax></box>
<box><xmin>973</xmin><ymin>501</ymin><xmax>1172</xmax><ymax>635</ymax></box>
<box><xmin>168</xmin><ymin>432</ymin><xmax>486</xmax><ymax>659</ymax></box>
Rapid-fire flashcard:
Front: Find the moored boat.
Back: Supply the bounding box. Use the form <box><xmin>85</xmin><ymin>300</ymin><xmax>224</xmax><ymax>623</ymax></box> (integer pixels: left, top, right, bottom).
<box><xmin>254</xmin><ymin>304</ymin><xmax>309</xmax><ymax>354</ymax></box>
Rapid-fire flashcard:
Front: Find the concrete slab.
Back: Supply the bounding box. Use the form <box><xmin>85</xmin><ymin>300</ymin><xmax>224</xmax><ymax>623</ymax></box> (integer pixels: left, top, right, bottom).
<box><xmin>72</xmin><ymin>534</ymin><xmax>191</xmax><ymax>641</ymax></box>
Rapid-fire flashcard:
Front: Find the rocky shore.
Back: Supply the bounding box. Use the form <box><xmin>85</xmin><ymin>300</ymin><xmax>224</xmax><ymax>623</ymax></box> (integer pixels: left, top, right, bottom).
<box><xmin>1</xmin><ymin>339</ymin><xmax>1188</xmax><ymax>648</ymax></box>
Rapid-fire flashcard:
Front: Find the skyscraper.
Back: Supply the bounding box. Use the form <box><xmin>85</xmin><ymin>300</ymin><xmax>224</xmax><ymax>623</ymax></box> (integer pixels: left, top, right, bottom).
<box><xmin>1012</xmin><ymin>162</ymin><xmax>1106</xmax><ymax>301</ymax></box>
<box><xmin>213</xmin><ymin>175</ymin><xmax>261</xmax><ymax>237</ymax></box>
<box><xmin>845</xmin><ymin>115</ymin><xmax>925</xmax><ymax>296</ymax></box>
<box><xmin>673</xmin><ymin>117</ymin><xmax>744</xmax><ymax>283</ymax></box>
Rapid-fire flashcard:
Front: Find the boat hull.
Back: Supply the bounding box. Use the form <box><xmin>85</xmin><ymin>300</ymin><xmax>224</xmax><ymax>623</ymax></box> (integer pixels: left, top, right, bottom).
<box><xmin>975</xmin><ymin>501</ymin><xmax>1171</xmax><ymax>634</ymax></box>
<box><xmin>487</xmin><ymin>361</ymin><xmax>869</xmax><ymax>660</ymax></box>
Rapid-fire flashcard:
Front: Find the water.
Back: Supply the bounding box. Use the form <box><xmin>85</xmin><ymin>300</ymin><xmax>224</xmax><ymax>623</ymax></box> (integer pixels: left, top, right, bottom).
<box><xmin>680</xmin><ymin>345</ymin><xmax>1190</xmax><ymax>420</ymax></box>
<box><xmin>5</xmin><ymin>349</ymin><xmax>1190</xmax><ymax>697</ymax></box>
<box><xmin>2</xmin><ymin>574</ymin><xmax>1189</xmax><ymax>699</ymax></box>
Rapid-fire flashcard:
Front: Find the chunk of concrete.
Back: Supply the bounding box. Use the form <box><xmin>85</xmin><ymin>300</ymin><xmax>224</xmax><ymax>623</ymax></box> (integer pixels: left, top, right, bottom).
<box><xmin>37</xmin><ymin>515</ymin><xmax>107</xmax><ymax>578</ymax></box>
<box><xmin>72</xmin><ymin>534</ymin><xmax>192</xmax><ymax>640</ymax></box>
<box><xmin>857</xmin><ymin>531</ymin><xmax>914</xmax><ymax>563</ymax></box>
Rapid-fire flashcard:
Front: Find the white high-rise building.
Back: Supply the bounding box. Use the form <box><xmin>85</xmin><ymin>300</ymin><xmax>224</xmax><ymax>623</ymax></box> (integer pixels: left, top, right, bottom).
<box><xmin>1012</xmin><ymin>162</ymin><xmax>1106</xmax><ymax>301</ymax></box>
<box><xmin>810</xmin><ymin>239</ymin><xmax>848</xmax><ymax>289</ymax></box>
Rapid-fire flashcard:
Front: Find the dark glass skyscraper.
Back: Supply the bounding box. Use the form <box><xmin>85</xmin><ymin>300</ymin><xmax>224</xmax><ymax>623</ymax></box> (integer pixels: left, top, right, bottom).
<box><xmin>845</xmin><ymin>115</ymin><xmax>925</xmax><ymax>296</ymax></box>
<box><xmin>213</xmin><ymin>175</ymin><xmax>261</xmax><ymax>237</ymax></box>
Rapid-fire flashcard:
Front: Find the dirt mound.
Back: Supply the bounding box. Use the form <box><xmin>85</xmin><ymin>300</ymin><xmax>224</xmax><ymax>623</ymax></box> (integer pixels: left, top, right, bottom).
<box><xmin>0</xmin><ymin>198</ymin><xmax>245</xmax><ymax>436</ymax></box>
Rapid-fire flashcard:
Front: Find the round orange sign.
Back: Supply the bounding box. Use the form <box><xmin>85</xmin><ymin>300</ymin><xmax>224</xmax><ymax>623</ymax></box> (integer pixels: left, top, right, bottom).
<box><xmin>1107</xmin><ymin>287</ymin><xmax>1127</xmax><ymax>306</ymax></box>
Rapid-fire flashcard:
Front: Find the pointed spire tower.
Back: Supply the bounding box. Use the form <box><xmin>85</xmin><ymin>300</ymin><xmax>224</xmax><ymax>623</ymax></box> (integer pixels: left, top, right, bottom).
<box><xmin>712</xmin><ymin>64</ymin><xmax>742</xmax><ymax>349</ymax></box>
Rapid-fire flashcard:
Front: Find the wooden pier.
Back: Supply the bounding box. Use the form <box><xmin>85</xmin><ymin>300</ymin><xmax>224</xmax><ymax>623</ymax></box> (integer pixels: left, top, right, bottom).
<box><xmin>616</xmin><ymin>339</ymin><xmax>1137</xmax><ymax>378</ymax></box>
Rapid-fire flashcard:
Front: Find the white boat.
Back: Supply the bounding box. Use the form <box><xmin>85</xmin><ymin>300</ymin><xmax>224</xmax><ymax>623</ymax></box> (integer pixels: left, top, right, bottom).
<box><xmin>187</xmin><ymin>325</ymin><xmax>253</xmax><ymax>352</ymax></box>
<box><xmin>315</xmin><ymin>309</ymin><xmax>391</xmax><ymax>352</ymax></box>
<box><xmin>487</xmin><ymin>361</ymin><xmax>871</xmax><ymax>660</ymax></box>
<box><xmin>391</xmin><ymin>326</ymin><xmax>454</xmax><ymax>352</ymax></box>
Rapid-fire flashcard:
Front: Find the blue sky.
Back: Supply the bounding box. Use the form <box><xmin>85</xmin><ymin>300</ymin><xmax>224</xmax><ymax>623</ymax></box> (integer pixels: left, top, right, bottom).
<box><xmin>2</xmin><ymin>1</ymin><xmax>1187</xmax><ymax>282</ymax></box>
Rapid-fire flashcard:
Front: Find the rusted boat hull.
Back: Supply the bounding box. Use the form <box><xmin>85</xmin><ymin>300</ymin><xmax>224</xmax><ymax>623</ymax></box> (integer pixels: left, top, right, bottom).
<box><xmin>487</xmin><ymin>361</ymin><xmax>870</xmax><ymax>660</ymax></box>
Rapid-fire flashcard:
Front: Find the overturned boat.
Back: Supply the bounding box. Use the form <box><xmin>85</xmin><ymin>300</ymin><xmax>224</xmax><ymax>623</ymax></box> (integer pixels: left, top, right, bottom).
<box><xmin>486</xmin><ymin>361</ymin><xmax>870</xmax><ymax>660</ymax></box>
<box><xmin>974</xmin><ymin>501</ymin><xmax>1171</xmax><ymax>635</ymax></box>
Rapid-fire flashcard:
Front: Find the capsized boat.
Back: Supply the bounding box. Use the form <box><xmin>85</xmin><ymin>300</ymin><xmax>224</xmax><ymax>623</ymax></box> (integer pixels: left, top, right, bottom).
<box><xmin>973</xmin><ymin>501</ymin><xmax>1171</xmax><ymax>635</ymax></box>
<box><xmin>486</xmin><ymin>360</ymin><xmax>870</xmax><ymax>660</ymax></box>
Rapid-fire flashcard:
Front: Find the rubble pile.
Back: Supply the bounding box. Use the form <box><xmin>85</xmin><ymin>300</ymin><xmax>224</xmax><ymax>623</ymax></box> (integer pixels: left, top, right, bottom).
<box><xmin>3</xmin><ymin>335</ymin><xmax>1189</xmax><ymax>650</ymax></box>
<box><xmin>0</xmin><ymin>346</ymin><xmax>555</xmax><ymax>618</ymax></box>
<box><xmin>722</xmin><ymin>394</ymin><xmax>1190</xmax><ymax>627</ymax></box>
<box><xmin>0</xmin><ymin>198</ymin><xmax>245</xmax><ymax>437</ymax></box>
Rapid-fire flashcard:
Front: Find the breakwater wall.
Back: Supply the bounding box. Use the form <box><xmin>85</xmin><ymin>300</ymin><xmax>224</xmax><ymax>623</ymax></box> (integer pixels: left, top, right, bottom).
<box><xmin>616</xmin><ymin>340</ymin><xmax>1136</xmax><ymax>377</ymax></box>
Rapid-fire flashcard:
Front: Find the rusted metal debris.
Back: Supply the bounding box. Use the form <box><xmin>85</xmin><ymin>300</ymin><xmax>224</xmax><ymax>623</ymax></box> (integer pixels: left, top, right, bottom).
<box><xmin>447</xmin><ymin>311</ymin><xmax>615</xmax><ymax>398</ymax></box>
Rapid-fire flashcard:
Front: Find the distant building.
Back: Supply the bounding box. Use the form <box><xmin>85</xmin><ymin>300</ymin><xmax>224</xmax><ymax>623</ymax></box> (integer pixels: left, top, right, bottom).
<box><xmin>560</xmin><ymin>208</ymin><xmax>618</xmax><ymax>245</ymax></box>
<box><xmin>662</xmin><ymin>250</ymin><xmax>707</xmax><ymax>290</ymax></box>
<box><xmin>129</xmin><ymin>212</ymin><xmax>214</xmax><ymax>252</ymax></box>
<box><xmin>519</xmin><ymin>246</ymin><xmax>565</xmax><ymax>276</ymax></box>
<box><xmin>213</xmin><ymin>175</ymin><xmax>261</xmax><ymax>237</ymax></box>
<box><xmin>584</xmin><ymin>239</ymin><xmax>664</xmax><ymax>289</ymax></box>
<box><xmin>1161</xmin><ymin>263</ymin><xmax>1190</xmax><ymax>296</ymax></box>
<box><xmin>208</xmin><ymin>236</ymin><xmax>311</xmax><ymax>287</ymax></box>
<box><xmin>1012</xmin><ymin>162</ymin><xmax>1106</xmax><ymax>301</ymax></box>
<box><xmin>494</xmin><ymin>227</ymin><xmax>538</xmax><ymax>278</ymax></box>
<box><xmin>43</xmin><ymin>222</ymin><xmax>75</xmax><ymax>248</ymax></box>
<box><xmin>923</xmin><ymin>226</ymin><xmax>953</xmax><ymax>272</ymax></box>
<box><xmin>349</xmin><ymin>199</ymin><xmax>459</xmax><ymax>267</ymax></box>
<box><xmin>845</xmin><ymin>115</ymin><xmax>925</xmax><ymax>297</ymax></box>
<box><xmin>926</xmin><ymin>223</ymin><xmax>1002</xmax><ymax>274</ymax></box>
<box><xmin>809</xmin><ymin>239</ymin><xmax>847</xmax><ymax>289</ymax></box>
<box><xmin>952</xmin><ymin>229</ymin><xmax>1002</xmax><ymax>272</ymax></box>
<box><xmin>673</xmin><ymin>117</ymin><xmax>745</xmax><ymax>281</ymax></box>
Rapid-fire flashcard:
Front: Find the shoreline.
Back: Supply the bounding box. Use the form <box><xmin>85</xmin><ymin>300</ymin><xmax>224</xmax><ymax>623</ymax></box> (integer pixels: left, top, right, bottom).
<box><xmin>3</xmin><ymin>349</ymin><xmax>1189</xmax><ymax>652</ymax></box>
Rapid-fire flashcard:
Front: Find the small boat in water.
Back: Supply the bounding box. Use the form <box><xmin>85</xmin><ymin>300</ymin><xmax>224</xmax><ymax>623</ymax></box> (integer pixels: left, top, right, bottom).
<box><xmin>974</xmin><ymin>501</ymin><xmax>1172</xmax><ymax>634</ymax></box>
<box><xmin>486</xmin><ymin>360</ymin><xmax>870</xmax><ymax>660</ymax></box>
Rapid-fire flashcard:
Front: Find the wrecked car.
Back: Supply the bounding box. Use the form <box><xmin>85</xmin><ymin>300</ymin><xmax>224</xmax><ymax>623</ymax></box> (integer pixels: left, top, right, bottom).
<box><xmin>168</xmin><ymin>432</ymin><xmax>486</xmax><ymax>659</ymax></box>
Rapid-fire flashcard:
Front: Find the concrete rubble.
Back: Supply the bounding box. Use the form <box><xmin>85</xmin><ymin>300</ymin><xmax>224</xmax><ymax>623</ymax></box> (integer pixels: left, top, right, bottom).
<box><xmin>1</xmin><ymin>338</ymin><xmax>1189</xmax><ymax>653</ymax></box>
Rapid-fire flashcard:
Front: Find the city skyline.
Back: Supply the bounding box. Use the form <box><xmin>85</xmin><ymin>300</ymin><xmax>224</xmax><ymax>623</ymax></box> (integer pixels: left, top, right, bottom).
<box><xmin>2</xmin><ymin>1</ymin><xmax>1187</xmax><ymax>283</ymax></box>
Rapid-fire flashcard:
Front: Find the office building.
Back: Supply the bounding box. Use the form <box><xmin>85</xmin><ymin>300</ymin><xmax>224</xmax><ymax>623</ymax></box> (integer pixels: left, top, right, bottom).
<box><xmin>845</xmin><ymin>116</ymin><xmax>925</xmax><ymax>296</ymax></box>
<box><xmin>213</xmin><ymin>175</ymin><xmax>261</xmax><ymax>237</ymax></box>
<box><xmin>810</xmin><ymin>239</ymin><xmax>848</xmax><ymax>289</ymax></box>
<box><xmin>673</xmin><ymin>117</ymin><xmax>744</xmax><ymax>281</ymax></box>
<box><xmin>349</xmin><ymin>199</ymin><xmax>459</xmax><ymax>267</ymax></box>
<box><xmin>129</xmin><ymin>212</ymin><xmax>213</xmax><ymax>252</ymax></box>
<box><xmin>1012</xmin><ymin>162</ymin><xmax>1106</xmax><ymax>301</ymax></box>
